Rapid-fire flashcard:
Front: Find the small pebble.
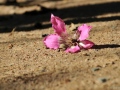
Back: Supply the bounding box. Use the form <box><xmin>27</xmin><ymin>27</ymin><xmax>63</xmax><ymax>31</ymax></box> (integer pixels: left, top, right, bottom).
<box><xmin>98</xmin><ymin>77</ymin><xmax>108</xmax><ymax>83</ymax></box>
<box><xmin>65</xmin><ymin>79</ymin><xmax>71</xmax><ymax>83</ymax></box>
<box><xmin>42</xmin><ymin>34</ymin><xmax>48</xmax><ymax>37</ymax></box>
<box><xmin>112</xmin><ymin>61</ymin><xmax>115</xmax><ymax>64</ymax></box>
<box><xmin>83</xmin><ymin>53</ymin><xmax>89</xmax><ymax>56</ymax></box>
<box><xmin>41</xmin><ymin>67</ymin><xmax>46</xmax><ymax>72</ymax></box>
<box><xmin>8</xmin><ymin>44</ymin><xmax>13</xmax><ymax>49</ymax></box>
<box><xmin>91</xmin><ymin>67</ymin><xmax>100</xmax><ymax>72</ymax></box>
<box><xmin>37</xmin><ymin>49</ymin><xmax>40</xmax><ymax>51</ymax></box>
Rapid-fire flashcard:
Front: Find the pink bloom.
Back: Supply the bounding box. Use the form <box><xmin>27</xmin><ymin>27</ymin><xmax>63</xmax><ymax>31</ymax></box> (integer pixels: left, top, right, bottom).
<box><xmin>43</xmin><ymin>14</ymin><xmax>94</xmax><ymax>53</ymax></box>
<box><xmin>65</xmin><ymin>45</ymin><xmax>80</xmax><ymax>53</ymax></box>
<box><xmin>77</xmin><ymin>24</ymin><xmax>94</xmax><ymax>49</ymax></box>
<box><xmin>51</xmin><ymin>14</ymin><xmax>66</xmax><ymax>36</ymax></box>
<box><xmin>44</xmin><ymin>34</ymin><xmax>60</xmax><ymax>49</ymax></box>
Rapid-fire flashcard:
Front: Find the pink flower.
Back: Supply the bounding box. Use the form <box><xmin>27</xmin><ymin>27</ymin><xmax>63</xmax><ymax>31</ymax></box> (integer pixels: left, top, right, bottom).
<box><xmin>43</xmin><ymin>14</ymin><xmax>94</xmax><ymax>53</ymax></box>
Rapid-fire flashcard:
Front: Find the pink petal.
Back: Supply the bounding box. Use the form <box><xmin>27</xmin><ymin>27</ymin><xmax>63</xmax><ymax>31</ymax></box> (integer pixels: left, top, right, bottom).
<box><xmin>78</xmin><ymin>24</ymin><xmax>92</xmax><ymax>41</ymax></box>
<box><xmin>79</xmin><ymin>40</ymin><xmax>94</xmax><ymax>49</ymax></box>
<box><xmin>51</xmin><ymin>14</ymin><xmax>66</xmax><ymax>36</ymax></box>
<box><xmin>65</xmin><ymin>45</ymin><xmax>80</xmax><ymax>53</ymax></box>
<box><xmin>44</xmin><ymin>34</ymin><xmax>60</xmax><ymax>49</ymax></box>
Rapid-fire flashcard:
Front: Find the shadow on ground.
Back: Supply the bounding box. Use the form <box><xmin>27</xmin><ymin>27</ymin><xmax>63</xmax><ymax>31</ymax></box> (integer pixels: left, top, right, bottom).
<box><xmin>92</xmin><ymin>44</ymin><xmax>120</xmax><ymax>49</ymax></box>
<box><xmin>0</xmin><ymin>1</ymin><xmax>120</xmax><ymax>33</ymax></box>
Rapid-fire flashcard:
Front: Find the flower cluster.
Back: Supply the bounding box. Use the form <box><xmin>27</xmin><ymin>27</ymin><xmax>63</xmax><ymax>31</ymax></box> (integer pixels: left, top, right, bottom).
<box><xmin>43</xmin><ymin>14</ymin><xmax>94</xmax><ymax>53</ymax></box>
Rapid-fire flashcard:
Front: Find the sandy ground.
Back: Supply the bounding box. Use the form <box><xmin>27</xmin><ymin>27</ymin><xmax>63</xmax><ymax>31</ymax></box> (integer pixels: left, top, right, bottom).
<box><xmin>0</xmin><ymin>0</ymin><xmax>120</xmax><ymax>90</ymax></box>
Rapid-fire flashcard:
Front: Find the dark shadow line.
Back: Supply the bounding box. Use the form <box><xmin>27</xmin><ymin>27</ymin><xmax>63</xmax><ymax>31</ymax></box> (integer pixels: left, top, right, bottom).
<box><xmin>92</xmin><ymin>44</ymin><xmax>120</xmax><ymax>49</ymax></box>
<box><xmin>0</xmin><ymin>16</ymin><xmax>119</xmax><ymax>33</ymax></box>
<box><xmin>65</xmin><ymin>16</ymin><xmax>120</xmax><ymax>24</ymax></box>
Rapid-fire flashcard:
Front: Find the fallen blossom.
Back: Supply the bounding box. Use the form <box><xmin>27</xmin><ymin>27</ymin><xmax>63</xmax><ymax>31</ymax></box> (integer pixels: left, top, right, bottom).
<box><xmin>43</xmin><ymin>14</ymin><xmax>94</xmax><ymax>53</ymax></box>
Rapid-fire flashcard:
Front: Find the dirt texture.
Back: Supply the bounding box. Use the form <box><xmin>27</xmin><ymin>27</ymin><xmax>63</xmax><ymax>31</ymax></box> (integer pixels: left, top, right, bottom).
<box><xmin>0</xmin><ymin>0</ymin><xmax>120</xmax><ymax>90</ymax></box>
